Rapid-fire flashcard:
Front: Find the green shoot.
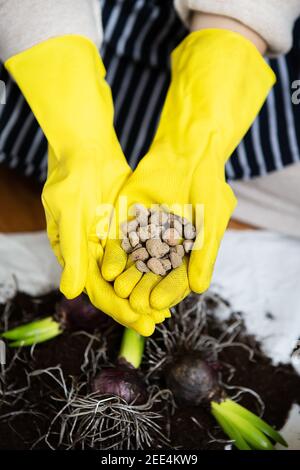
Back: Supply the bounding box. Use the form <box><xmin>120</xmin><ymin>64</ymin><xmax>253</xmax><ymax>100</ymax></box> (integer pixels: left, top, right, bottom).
<box><xmin>118</xmin><ymin>328</ymin><xmax>145</xmax><ymax>369</ymax></box>
<box><xmin>211</xmin><ymin>406</ymin><xmax>251</xmax><ymax>450</ymax></box>
<box><xmin>221</xmin><ymin>399</ymin><xmax>288</xmax><ymax>447</ymax></box>
<box><xmin>211</xmin><ymin>399</ymin><xmax>287</xmax><ymax>450</ymax></box>
<box><xmin>1</xmin><ymin>317</ymin><xmax>62</xmax><ymax>347</ymax></box>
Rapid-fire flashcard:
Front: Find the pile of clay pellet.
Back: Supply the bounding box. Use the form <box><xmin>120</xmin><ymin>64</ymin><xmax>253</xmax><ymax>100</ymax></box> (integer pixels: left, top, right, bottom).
<box><xmin>121</xmin><ymin>204</ymin><xmax>196</xmax><ymax>275</ymax></box>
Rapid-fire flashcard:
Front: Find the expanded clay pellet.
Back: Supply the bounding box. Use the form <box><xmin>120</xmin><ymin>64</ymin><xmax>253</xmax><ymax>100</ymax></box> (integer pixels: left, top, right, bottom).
<box><xmin>149</xmin><ymin>210</ymin><xmax>169</xmax><ymax>226</ymax></box>
<box><xmin>137</xmin><ymin>225</ymin><xmax>151</xmax><ymax>243</ymax></box>
<box><xmin>128</xmin><ymin>231</ymin><xmax>140</xmax><ymax>248</ymax></box>
<box><xmin>183</xmin><ymin>239</ymin><xmax>194</xmax><ymax>253</ymax></box>
<box><xmin>130</xmin><ymin>247</ymin><xmax>149</xmax><ymax>262</ymax></box>
<box><xmin>160</xmin><ymin>258</ymin><xmax>172</xmax><ymax>272</ymax></box>
<box><xmin>184</xmin><ymin>223</ymin><xmax>196</xmax><ymax>240</ymax></box>
<box><xmin>146</xmin><ymin>239</ymin><xmax>169</xmax><ymax>258</ymax></box>
<box><xmin>162</xmin><ymin>228</ymin><xmax>181</xmax><ymax>246</ymax></box>
<box><xmin>170</xmin><ymin>252</ymin><xmax>182</xmax><ymax>269</ymax></box>
<box><xmin>147</xmin><ymin>258</ymin><xmax>166</xmax><ymax>276</ymax></box>
<box><xmin>173</xmin><ymin>244</ymin><xmax>185</xmax><ymax>257</ymax></box>
<box><xmin>135</xmin><ymin>260</ymin><xmax>150</xmax><ymax>273</ymax></box>
<box><xmin>172</xmin><ymin>219</ymin><xmax>184</xmax><ymax>236</ymax></box>
<box><xmin>121</xmin><ymin>237</ymin><xmax>132</xmax><ymax>254</ymax></box>
<box><xmin>120</xmin><ymin>204</ymin><xmax>196</xmax><ymax>276</ymax></box>
<box><xmin>134</xmin><ymin>204</ymin><xmax>149</xmax><ymax>227</ymax></box>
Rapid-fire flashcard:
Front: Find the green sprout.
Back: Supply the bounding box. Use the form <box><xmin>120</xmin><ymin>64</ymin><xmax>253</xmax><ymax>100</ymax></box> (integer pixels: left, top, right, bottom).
<box><xmin>1</xmin><ymin>317</ymin><xmax>62</xmax><ymax>347</ymax></box>
<box><xmin>1</xmin><ymin>294</ymin><xmax>105</xmax><ymax>347</ymax></box>
<box><xmin>211</xmin><ymin>399</ymin><xmax>288</xmax><ymax>450</ymax></box>
<box><xmin>118</xmin><ymin>327</ymin><xmax>145</xmax><ymax>369</ymax></box>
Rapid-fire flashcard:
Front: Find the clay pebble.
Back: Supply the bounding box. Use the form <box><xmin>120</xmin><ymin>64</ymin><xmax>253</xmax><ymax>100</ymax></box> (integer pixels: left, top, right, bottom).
<box><xmin>119</xmin><ymin>203</ymin><xmax>197</xmax><ymax>276</ymax></box>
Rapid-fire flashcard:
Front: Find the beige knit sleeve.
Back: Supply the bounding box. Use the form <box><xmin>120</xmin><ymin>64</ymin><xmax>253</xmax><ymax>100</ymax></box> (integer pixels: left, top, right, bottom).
<box><xmin>174</xmin><ymin>0</ymin><xmax>300</xmax><ymax>55</ymax></box>
<box><xmin>0</xmin><ymin>0</ymin><xmax>103</xmax><ymax>62</ymax></box>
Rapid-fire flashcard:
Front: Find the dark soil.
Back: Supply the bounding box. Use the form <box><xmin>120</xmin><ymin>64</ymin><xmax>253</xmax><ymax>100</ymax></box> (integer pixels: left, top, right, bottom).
<box><xmin>0</xmin><ymin>291</ymin><xmax>300</xmax><ymax>450</ymax></box>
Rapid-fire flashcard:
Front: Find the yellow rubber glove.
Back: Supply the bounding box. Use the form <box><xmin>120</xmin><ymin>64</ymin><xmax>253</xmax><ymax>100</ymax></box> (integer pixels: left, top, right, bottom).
<box><xmin>101</xmin><ymin>29</ymin><xmax>275</xmax><ymax>311</ymax></box>
<box><xmin>5</xmin><ymin>35</ymin><xmax>168</xmax><ymax>335</ymax></box>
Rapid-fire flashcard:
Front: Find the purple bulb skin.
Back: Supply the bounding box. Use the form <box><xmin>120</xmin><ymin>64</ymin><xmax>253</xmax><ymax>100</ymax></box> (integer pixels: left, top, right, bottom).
<box><xmin>91</xmin><ymin>359</ymin><xmax>147</xmax><ymax>405</ymax></box>
<box><xmin>55</xmin><ymin>294</ymin><xmax>113</xmax><ymax>332</ymax></box>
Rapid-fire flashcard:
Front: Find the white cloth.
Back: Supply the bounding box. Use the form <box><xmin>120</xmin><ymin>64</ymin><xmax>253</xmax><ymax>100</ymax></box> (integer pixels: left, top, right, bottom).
<box><xmin>0</xmin><ymin>232</ymin><xmax>61</xmax><ymax>303</ymax></box>
<box><xmin>230</xmin><ymin>163</ymin><xmax>300</xmax><ymax>238</ymax></box>
<box><xmin>212</xmin><ymin>229</ymin><xmax>300</xmax><ymax>368</ymax></box>
<box><xmin>0</xmin><ymin>0</ymin><xmax>102</xmax><ymax>62</ymax></box>
<box><xmin>0</xmin><ymin>0</ymin><xmax>300</xmax><ymax>62</ymax></box>
<box><xmin>174</xmin><ymin>0</ymin><xmax>300</xmax><ymax>56</ymax></box>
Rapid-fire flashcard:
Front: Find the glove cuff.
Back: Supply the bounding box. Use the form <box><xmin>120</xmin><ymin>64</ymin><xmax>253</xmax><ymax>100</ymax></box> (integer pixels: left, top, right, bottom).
<box><xmin>152</xmin><ymin>29</ymin><xmax>275</xmax><ymax>167</ymax></box>
<box><xmin>5</xmin><ymin>35</ymin><xmax>112</xmax><ymax>165</ymax></box>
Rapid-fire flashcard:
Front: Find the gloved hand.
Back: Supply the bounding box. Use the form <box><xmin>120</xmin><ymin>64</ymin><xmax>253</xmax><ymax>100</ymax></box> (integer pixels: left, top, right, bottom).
<box><xmin>5</xmin><ymin>35</ymin><xmax>169</xmax><ymax>335</ymax></box>
<box><xmin>101</xmin><ymin>29</ymin><xmax>275</xmax><ymax>312</ymax></box>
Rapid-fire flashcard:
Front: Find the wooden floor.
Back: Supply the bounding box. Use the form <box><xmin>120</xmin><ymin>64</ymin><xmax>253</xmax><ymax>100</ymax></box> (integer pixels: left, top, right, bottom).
<box><xmin>0</xmin><ymin>165</ymin><xmax>254</xmax><ymax>233</ymax></box>
<box><xmin>0</xmin><ymin>166</ymin><xmax>45</xmax><ymax>232</ymax></box>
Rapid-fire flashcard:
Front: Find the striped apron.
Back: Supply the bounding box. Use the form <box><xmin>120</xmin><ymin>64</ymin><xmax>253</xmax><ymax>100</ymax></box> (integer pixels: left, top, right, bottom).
<box><xmin>0</xmin><ymin>0</ymin><xmax>300</xmax><ymax>182</ymax></box>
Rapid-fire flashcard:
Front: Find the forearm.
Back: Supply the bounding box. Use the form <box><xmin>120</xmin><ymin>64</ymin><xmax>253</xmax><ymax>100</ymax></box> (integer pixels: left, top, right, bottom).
<box><xmin>174</xmin><ymin>0</ymin><xmax>300</xmax><ymax>55</ymax></box>
<box><xmin>190</xmin><ymin>13</ymin><xmax>267</xmax><ymax>55</ymax></box>
<box><xmin>0</xmin><ymin>0</ymin><xmax>102</xmax><ymax>62</ymax></box>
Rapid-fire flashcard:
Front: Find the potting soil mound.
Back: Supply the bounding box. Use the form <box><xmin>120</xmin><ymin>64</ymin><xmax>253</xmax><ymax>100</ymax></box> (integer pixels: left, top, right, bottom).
<box><xmin>0</xmin><ymin>291</ymin><xmax>299</xmax><ymax>450</ymax></box>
